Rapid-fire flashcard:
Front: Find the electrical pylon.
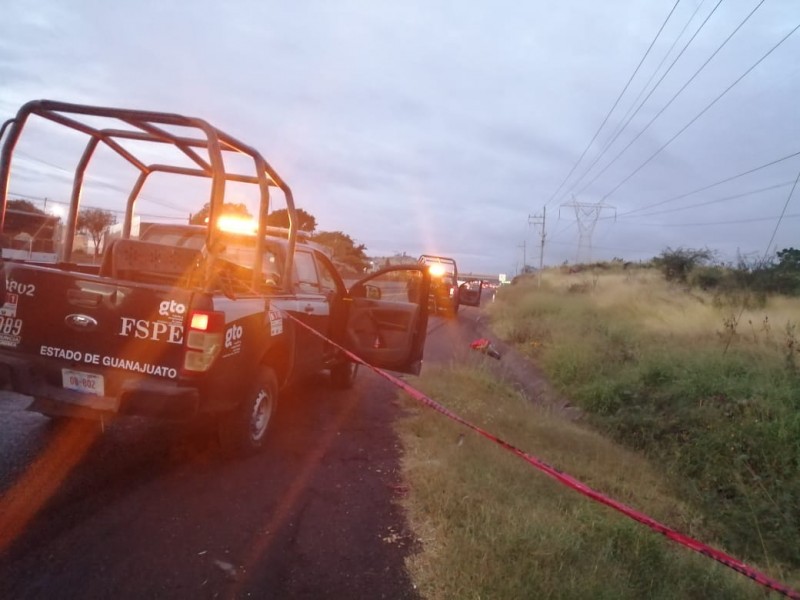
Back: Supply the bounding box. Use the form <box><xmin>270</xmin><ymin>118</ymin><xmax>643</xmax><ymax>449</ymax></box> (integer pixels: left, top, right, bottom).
<box><xmin>560</xmin><ymin>197</ymin><xmax>615</xmax><ymax>264</ymax></box>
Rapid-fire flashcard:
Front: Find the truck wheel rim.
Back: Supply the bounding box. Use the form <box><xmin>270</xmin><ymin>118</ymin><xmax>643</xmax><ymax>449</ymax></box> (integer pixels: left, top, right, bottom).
<box><xmin>250</xmin><ymin>388</ymin><xmax>272</xmax><ymax>442</ymax></box>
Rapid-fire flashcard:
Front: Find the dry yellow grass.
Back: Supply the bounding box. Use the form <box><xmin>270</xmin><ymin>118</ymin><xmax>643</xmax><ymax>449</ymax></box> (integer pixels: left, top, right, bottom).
<box><xmin>395</xmin><ymin>361</ymin><xmax>765</xmax><ymax>599</ymax></box>
<box><xmin>475</xmin><ymin>266</ymin><xmax>800</xmax><ymax>592</ymax></box>
<box><xmin>519</xmin><ymin>267</ymin><xmax>799</xmax><ymax>346</ymax></box>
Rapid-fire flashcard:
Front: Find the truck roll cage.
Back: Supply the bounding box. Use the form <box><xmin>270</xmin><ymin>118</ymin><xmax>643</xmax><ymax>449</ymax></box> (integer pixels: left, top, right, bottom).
<box><xmin>0</xmin><ymin>99</ymin><xmax>297</xmax><ymax>290</ymax></box>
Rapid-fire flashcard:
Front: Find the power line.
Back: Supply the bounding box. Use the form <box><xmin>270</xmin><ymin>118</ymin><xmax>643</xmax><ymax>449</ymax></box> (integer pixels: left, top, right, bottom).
<box><xmin>543</xmin><ymin>0</ymin><xmax>681</xmax><ymax>207</ymax></box>
<box><xmin>13</xmin><ymin>151</ymin><xmax>191</xmax><ymax>214</ymax></box>
<box><xmin>614</xmin><ymin>149</ymin><xmax>800</xmax><ymax>218</ymax></box>
<box><xmin>13</xmin><ymin>151</ymin><xmax>73</xmax><ymax>174</ymax></box>
<box><xmin>638</xmin><ymin>213</ymin><xmax>800</xmax><ymax>227</ymax></box>
<box><xmin>567</xmin><ymin>0</ymin><xmax>729</xmax><ymax>199</ymax></box>
<box><xmin>580</xmin><ymin>0</ymin><xmax>767</xmax><ymax>200</ymax></box>
<box><xmin>545</xmin><ymin>237</ymin><xmax>647</xmax><ymax>254</ymax></box>
<box><xmin>539</xmin><ymin>220</ymin><xmax>580</xmax><ymax>263</ymax></box>
<box><xmin>594</xmin><ymin>0</ymin><xmax>709</xmax><ymax>163</ymax></box>
<box><xmin>619</xmin><ymin>180</ymin><xmax>796</xmax><ymax>220</ymax></box>
<box><xmin>6</xmin><ymin>191</ymin><xmax>50</xmax><ymax>202</ymax></box>
<box><xmin>761</xmin><ymin>166</ymin><xmax>800</xmax><ymax>260</ymax></box>
<box><xmin>537</xmin><ymin>156</ymin><xmax>800</xmax><ymax>264</ymax></box>
<box><xmin>7</xmin><ymin>190</ymin><xmax>188</xmax><ymax>221</ymax></box>
<box><xmin>542</xmin><ymin>212</ymin><xmax>799</xmax><ymax>268</ymax></box>
<box><xmin>600</xmin><ymin>18</ymin><xmax>800</xmax><ymax>202</ymax></box>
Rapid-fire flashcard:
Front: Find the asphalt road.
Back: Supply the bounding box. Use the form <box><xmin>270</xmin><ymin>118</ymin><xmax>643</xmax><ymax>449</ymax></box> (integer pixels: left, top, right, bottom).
<box><xmin>0</xmin><ymin>303</ymin><xmax>493</xmax><ymax>600</ymax></box>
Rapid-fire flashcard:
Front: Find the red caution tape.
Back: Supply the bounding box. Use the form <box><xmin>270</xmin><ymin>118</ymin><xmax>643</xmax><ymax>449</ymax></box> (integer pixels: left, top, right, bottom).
<box><xmin>284</xmin><ymin>313</ymin><xmax>800</xmax><ymax>599</ymax></box>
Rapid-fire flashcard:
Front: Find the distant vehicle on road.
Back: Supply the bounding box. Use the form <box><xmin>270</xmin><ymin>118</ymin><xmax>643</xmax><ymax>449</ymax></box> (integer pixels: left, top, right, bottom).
<box><xmin>417</xmin><ymin>254</ymin><xmax>481</xmax><ymax>317</ymax></box>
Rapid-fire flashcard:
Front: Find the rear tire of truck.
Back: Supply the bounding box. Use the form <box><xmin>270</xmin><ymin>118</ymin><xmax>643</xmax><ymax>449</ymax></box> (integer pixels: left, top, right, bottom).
<box><xmin>219</xmin><ymin>366</ymin><xmax>278</xmax><ymax>457</ymax></box>
<box><xmin>330</xmin><ymin>360</ymin><xmax>359</xmax><ymax>389</ymax></box>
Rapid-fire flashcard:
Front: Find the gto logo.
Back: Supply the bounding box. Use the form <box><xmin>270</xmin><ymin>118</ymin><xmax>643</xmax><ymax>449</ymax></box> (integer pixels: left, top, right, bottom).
<box><xmin>225</xmin><ymin>324</ymin><xmax>243</xmax><ymax>349</ymax></box>
<box><xmin>159</xmin><ymin>300</ymin><xmax>186</xmax><ymax>317</ymax></box>
<box><xmin>119</xmin><ymin>317</ymin><xmax>184</xmax><ymax>345</ymax></box>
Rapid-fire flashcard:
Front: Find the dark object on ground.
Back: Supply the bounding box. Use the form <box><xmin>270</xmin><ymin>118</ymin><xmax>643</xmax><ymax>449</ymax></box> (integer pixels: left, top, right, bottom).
<box><xmin>470</xmin><ymin>338</ymin><xmax>501</xmax><ymax>360</ymax></box>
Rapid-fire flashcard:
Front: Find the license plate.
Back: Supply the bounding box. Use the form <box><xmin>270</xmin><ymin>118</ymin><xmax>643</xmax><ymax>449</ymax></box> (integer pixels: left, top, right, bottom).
<box><xmin>62</xmin><ymin>369</ymin><xmax>105</xmax><ymax>396</ymax></box>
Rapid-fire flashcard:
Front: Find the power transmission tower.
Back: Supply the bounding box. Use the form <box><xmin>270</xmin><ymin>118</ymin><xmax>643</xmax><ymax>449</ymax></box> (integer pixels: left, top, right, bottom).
<box><xmin>517</xmin><ymin>240</ymin><xmax>527</xmax><ymax>274</ymax></box>
<box><xmin>560</xmin><ymin>197</ymin><xmax>615</xmax><ymax>264</ymax></box>
<box><xmin>529</xmin><ymin>208</ymin><xmax>546</xmax><ymax>287</ymax></box>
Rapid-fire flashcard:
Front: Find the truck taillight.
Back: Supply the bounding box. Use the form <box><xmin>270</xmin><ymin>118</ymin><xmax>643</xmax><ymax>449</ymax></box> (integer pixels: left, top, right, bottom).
<box><xmin>183</xmin><ymin>310</ymin><xmax>224</xmax><ymax>373</ymax></box>
<box><xmin>190</xmin><ymin>312</ymin><xmax>211</xmax><ymax>330</ymax></box>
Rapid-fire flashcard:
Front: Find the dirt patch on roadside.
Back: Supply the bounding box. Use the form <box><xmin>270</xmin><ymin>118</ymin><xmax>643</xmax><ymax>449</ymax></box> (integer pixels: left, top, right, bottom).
<box><xmin>469</xmin><ymin>310</ymin><xmax>583</xmax><ymax>421</ymax></box>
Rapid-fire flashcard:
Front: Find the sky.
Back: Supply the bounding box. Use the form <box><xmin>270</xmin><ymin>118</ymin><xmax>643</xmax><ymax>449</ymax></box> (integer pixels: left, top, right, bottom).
<box><xmin>1</xmin><ymin>0</ymin><xmax>798</xmax><ymax>276</ymax></box>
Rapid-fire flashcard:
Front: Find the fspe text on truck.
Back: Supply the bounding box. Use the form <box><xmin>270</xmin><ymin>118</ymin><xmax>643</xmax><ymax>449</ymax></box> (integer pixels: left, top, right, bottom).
<box><xmin>0</xmin><ymin>100</ymin><xmax>432</xmax><ymax>456</ymax></box>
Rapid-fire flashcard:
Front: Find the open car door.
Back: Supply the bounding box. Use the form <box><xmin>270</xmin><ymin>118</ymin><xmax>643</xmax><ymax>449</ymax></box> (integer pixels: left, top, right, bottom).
<box><xmin>345</xmin><ymin>266</ymin><xmax>431</xmax><ymax>375</ymax></box>
<box><xmin>458</xmin><ymin>279</ymin><xmax>482</xmax><ymax>307</ymax></box>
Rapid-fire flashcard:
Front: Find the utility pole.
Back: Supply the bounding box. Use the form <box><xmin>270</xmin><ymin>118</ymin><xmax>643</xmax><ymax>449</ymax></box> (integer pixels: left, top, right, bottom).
<box><xmin>529</xmin><ymin>207</ymin><xmax>546</xmax><ymax>288</ymax></box>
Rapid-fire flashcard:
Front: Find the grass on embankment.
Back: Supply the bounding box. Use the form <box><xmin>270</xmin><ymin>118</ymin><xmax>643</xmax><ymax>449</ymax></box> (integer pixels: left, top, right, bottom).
<box><xmin>395</xmin><ymin>359</ymin><xmax>769</xmax><ymax>599</ymax></box>
<box><xmin>486</xmin><ymin>268</ymin><xmax>800</xmax><ymax>582</ymax></box>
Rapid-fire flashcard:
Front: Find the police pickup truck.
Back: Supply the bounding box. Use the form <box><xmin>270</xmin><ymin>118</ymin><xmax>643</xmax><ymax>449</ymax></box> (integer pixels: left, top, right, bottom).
<box><xmin>0</xmin><ymin>100</ymin><xmax>431</xmax><ymax>456</ymax></box>
<box><xmin>417</xmin><ymin>254</ymin><xmax>481</xmax><ymax>317</ymax></box>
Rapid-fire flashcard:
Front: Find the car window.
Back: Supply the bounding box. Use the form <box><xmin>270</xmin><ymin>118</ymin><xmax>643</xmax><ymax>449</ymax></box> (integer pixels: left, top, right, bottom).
<box><xmin>316</xmin><ymin>253</ymin><xmax>341</xmax><ymax>295</ymax></box>
<box><xmin>220</xmin><ymin>243</ymin><xmax>278</xmax><ymax>273</ymax></box>
<box><xmin>143</xmin><ymin>232</ymin><xmax>183</xmax><ymax>246</ymax></box>
<box><xmin>179</xmin><ymin>234</ymin><xmax>206</xmax><ymax>249</ymax></box>
<box><xmin>294</xmin><ymin>250</ymin><xmax>320</xmax><ymax>292</ymax></box>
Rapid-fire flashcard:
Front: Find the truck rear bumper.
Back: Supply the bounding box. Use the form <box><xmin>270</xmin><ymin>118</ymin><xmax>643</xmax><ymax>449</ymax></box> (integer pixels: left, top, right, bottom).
<box><xmin>0</xmin><ymin>354</ymin><xmax>200</xmax><ymax>420</ymax></box>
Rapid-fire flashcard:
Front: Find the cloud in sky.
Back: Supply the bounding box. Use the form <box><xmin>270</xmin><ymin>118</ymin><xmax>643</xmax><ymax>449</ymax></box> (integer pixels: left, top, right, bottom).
<box><xmin>1</xmin><ymin>0</ymin><xmax>798</xmax><ymax>275</ymax></box>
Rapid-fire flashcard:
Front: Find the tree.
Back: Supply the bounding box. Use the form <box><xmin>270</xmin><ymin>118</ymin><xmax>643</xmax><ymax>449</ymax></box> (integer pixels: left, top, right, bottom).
<box><xmin>771</xmin><ymin>247</ymin><xmax>800</xmax><ymax>295</ymax></box>
<box><xmin>77</xmin><ymin>208</ymin><xmax>116</xmax><ymax>258</ymax></box>
<box><xmin>776</xmin><ymin>247</ymin><xmax>800</xmax><ymax>272</ymax></box>
<box><xmin>266</xmin><ymin>208</ymin><xmax>317</xmax><ymax>233</ymax></box>
<box><xmin>312</xmin><ymin>231</ymin><xmax>369</xmax><ymax>274</ymax></box>
<box><xmin>7</xmin><ymin>199</ymin><xmax>46</xmax><ymax>214</ymax></box>
<box><xmin>189</xmin><ymin>202</ymin><xmax>251</xmax><ymax>225</ymax></box>
<box><xmin>653</xmin><ymin>247</ymin><xmax>714</xmax><ymax>283</ymax></box>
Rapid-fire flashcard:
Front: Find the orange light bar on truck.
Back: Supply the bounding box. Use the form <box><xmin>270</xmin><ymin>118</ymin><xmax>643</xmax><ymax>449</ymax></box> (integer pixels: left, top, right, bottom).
<box><xmin>217</xmin><ymin>214</ymin><xmax>258</xmax><ymax>235</ymax></box>
<box><xmin>428</xmin><ymin>264</ymin><xmax>446</xmax><ymax>277</ymax></box>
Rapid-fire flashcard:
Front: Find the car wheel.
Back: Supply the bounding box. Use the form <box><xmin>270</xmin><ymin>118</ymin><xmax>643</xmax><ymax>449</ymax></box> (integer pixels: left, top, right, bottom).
<box><xmin>330</xmin><ymin>360</ymin><xmax>359</xmax><ymax>389</ymax></box>
<box><xmin>219</xmin><ymin>366</ymin><xmax>278</xmax><ymax>457</ymax></box>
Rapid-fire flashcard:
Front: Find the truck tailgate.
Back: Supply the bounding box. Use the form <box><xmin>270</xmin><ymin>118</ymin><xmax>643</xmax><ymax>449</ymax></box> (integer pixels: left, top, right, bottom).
<box><xmin>2</xmin><ymin>264</ymin><xmax>194</xmax><ymax>398</ymax></box>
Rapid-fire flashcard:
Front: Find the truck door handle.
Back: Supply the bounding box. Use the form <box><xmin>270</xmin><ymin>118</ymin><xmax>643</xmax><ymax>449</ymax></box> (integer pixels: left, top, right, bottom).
<box><xmin>304</xmin><ymin>304</ymin><xmax>314</xmax><ymax>313</ymax></box>
<box><xmin>68</xmin><ymin>289</ymin><xmax>102</xmax><ymax>308</ymax></box>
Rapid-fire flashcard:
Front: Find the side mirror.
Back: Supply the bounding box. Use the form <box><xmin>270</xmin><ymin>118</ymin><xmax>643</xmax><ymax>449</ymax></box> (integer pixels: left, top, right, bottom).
<box><xmin>350</xmin><ymin>282</ymin><xmax>382</xmax><ymax>300</ymax></box>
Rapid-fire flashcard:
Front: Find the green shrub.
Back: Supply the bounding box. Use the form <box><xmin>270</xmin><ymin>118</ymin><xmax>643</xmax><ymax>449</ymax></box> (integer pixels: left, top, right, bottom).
<box><xmin>653</xmin><ymin>247</ymin><xmax>714</xmax><ymax>282</ymax></box>
<box><xmin>687</xmin><ymin>265</ymin><xmax>727</xmax><ymax>290</ymax></box>
<box><xmin>490</xmin><ymin>268</ymin><xmax>800</xmax><ymax>573</ymax></box>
